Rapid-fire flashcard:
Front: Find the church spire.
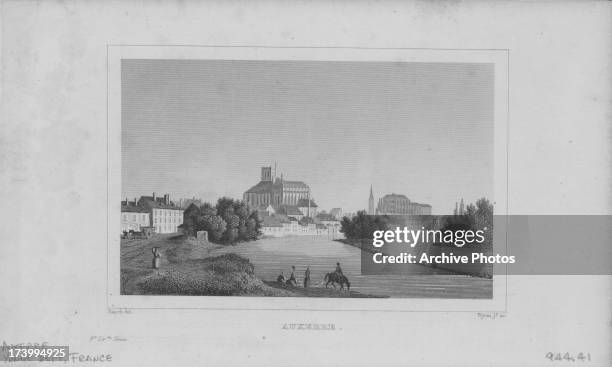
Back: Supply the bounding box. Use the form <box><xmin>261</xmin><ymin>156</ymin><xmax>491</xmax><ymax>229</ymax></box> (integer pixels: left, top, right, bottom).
<box><xmin>368</xmin><ymin>185</ymin><xmax>375</xmax><ymax>215</ymax></box>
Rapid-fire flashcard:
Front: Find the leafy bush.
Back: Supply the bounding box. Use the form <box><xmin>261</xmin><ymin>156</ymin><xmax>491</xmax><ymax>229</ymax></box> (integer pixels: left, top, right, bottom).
<box><xmin>340</xmin><ymin>210</ymin><xmax>390</xmax><ymax>240</ymax></box>
<box><xmin>181</xmin><ymin>197</ymin><xmax>262</xmax><ymax>244</ymax></box>
<box><xmin>204</xmin><ymin>253</ymin><xmax>255</xmax><ymax>276</ymax></box>
<box><xmin>138</xmin><ymin>254</ymin><xmax>270</xmax><ymax>296</ymax></box>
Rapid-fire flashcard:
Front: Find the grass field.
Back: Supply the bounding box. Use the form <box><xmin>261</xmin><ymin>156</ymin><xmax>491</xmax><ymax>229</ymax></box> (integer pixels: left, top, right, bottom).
<box><xmin>120</xmin><ymin>234</ymin><xmax>292</xmax><ymax>296</ymax></box>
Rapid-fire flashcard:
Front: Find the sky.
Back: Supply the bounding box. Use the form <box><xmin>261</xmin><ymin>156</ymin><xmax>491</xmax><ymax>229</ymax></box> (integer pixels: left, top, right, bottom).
<box><xmin>121</xmin><ymin>59</ymin><xmax>494</xmax><ymax>214</ymax></box>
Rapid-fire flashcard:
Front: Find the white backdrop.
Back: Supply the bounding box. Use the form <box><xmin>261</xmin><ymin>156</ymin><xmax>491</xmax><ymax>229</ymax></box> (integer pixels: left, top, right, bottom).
<box><xmin>1</xmin><ymin>1</ymin><xmax>610</xmax><ymax>366</ymax></box>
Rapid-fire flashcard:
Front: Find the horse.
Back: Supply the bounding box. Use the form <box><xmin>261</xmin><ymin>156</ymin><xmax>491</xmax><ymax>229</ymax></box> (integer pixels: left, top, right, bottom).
<box><xmin>324</xmin><ymin>272</ymin><xmax>351</xmax><ymax>291</ymax></box>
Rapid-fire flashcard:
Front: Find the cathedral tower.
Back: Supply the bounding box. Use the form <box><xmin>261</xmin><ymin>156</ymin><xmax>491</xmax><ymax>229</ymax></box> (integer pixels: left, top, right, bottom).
<box><xmin>261</xmin><ymin>166</ymin><xmax>272</xmax><ymax>182</ymax></box>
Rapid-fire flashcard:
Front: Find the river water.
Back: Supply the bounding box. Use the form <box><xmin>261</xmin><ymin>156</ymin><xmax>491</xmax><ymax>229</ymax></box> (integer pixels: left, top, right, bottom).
<box><xmin>210</xmin><ymin>236</ymin><xmax>492</xmax><ymax>298</ymax></box>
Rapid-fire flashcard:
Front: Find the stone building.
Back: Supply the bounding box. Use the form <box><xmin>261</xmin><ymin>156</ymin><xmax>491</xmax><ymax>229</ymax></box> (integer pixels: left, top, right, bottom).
<box><xmin>297</xmin><ymin>198</ymin><xmax>318</xmax><ymax>218</ymax></box>
<box><xmin>243</xmin><ymin>166</ymin><xmax>315</xmax><ymax>213</ymax></box>
<box><xmin>120</xmin><ymin>199</ymin><xmax>150</xmax><ymax>233</ymax></box>
<box><xmin>376</xmin><ymin>193</ymin><xmax>432</xmax><ymax>215</ymax></box>
<box><xmin>329</xmin><ymin>208</ymin><xmax>343</xmax><ymax>220</ymax></box>
<box><xmin>137</xmin><ymin>193</ymin><xmax>184</xmax><ymax>234</ymax></box>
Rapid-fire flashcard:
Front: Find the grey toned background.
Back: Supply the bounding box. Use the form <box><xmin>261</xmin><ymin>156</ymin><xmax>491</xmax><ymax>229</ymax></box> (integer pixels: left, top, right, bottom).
<box><xmin>122</xmin><ymin>60</ymin><xmax>494</xmax><ymax>213</ymax></box>
<box><xmin>361</xmin><ymin>215</ymin><xmax>612</xmax><ymax>275</ymax></box>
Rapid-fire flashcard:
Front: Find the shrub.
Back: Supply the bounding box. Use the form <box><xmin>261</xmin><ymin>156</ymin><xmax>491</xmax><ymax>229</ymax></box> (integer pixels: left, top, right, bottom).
<box><xmin>181</xmin><ymin>198</ymin><xmax>262</xmax><ymax>244</ymax></box>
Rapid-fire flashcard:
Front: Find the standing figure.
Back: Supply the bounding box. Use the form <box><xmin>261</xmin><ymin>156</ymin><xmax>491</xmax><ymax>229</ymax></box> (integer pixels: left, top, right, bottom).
<box><xmin>303</xmin><ymin>266</ymin><xmax>311</xmax><ymax>288</ymax></box>
<box><xmin>288</xmin><ymin>265</ymin><xmax>297</xmax><ymax>287</ymax></box>
<box><xmin>151</xmin><ymin>247</ymin><xmax>161</xmax><ymax>269</ymax></box>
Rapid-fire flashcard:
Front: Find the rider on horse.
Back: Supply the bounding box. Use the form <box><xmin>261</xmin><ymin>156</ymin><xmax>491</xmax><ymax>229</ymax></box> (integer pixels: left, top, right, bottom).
<box><xmin>325</xmin><ymin>262</ymin><xmax>350</xmax><ymax>290</ymax></box>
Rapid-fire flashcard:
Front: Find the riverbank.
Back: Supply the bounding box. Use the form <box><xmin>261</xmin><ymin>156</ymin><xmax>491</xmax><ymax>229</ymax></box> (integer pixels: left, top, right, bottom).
<box><xmin>336</xmin><ymin>238</ymin><xmax>494</xmax><ymax>279</ymax></box>
<box><xmin>263</xmin><ymin>281</ymin><xmax>388</xmax><ymax>298</ymax></box>
<box><xmin>120</xmin><ymin>234</ymin><xmax>385</xmax><ymax>297</ymax></box>
<box><xmin>121</xmin><ymin>234</ymin><xmax>291</xmax><ymax>296</ymax></box>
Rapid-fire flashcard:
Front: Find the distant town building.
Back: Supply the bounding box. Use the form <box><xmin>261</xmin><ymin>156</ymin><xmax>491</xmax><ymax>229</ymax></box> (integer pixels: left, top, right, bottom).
<box><xmin>297</xmin><ymin>198</ymin><xmax>318</xmax><ymax>218</ymax></box>
<box><xmin>316</xmin><ymin>213</ymin><xmax>340</xmax><ymax>227</ymax></box>
<box><xmin>329</xmin><ymin>208</ymin><xmax>343</xmax><ymax>220</ymax></box>
<box><xmin>121</xmin><ymin>198</ymin><xmax>150</xmax><ymax>233</ymax></box>
<box><xmin>343</xmin><ymin>212</ymin><xmax>356</xmax><ymax>219</ymax></box>
<box><xmin>453</xmin><ymin>198</ymin><xmax>466</xmax><ymax>215</ymax></box>
<box><xmin>137</xmin><ymin>193</ymin><xmax>184</xmax><ymax>234</ymax></box>
<box><xmin>260</xmin><ymin>214</ymin><xmax>284</xmax><ymax>237</ymax></box>
<box><xmin>376</xmin><ymin>194</ymin><xmax>432</xmax><ymax>215</ymax></box>
<box><xmin>178</xmin><ymin>197</ymin><xmax>203</xmax><ymax>209</ymax></box>
<box><xmin>258</xmin><ymin>209</ymin><xmax>337</xmax><ymax>238</ymax></box>
<box><xmin>368</xmin><ymin>185</ymin><xmax>375</xmax><ymax>215</ymax></box>
<box><xmin>277</xmin><ymin>205</ymin><xmax>305</xmax><ymax>221</ymax></box>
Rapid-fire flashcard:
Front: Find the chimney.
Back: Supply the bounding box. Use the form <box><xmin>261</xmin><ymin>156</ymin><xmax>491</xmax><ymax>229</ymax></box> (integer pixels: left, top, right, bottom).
<box><xmin>152</xmin><ymin>192</ymin><xmax>156</xmax><ymax>201</ymax></box>
<box><xmin>134</xmin><ymin>197</ymin><xmax>137</xmax><ymax>206</ymax></box>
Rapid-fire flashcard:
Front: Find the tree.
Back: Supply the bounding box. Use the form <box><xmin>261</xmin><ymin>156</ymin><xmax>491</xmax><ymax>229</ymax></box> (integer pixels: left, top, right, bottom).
<box><xmin>340</xmin><ymin>216</ymin><xmax>354</xmax><ymax>238</ymax></box>
<box><xmin>180</xmin><ymin>196</ymin><xmax>262</xmax><ymax>244</ymax></box>
<box><xmin>181</xmin><ymin>203</ymin><xmax>202</xmax><ymax>237</ymax></box>
<box><xmin>473</xmin><ymin>198</ymin><xmax>493</xmax><ymax>249</ymax></box>
<box><xmin>340</xmin><ymin>210</ymin><xmax>389</xmax><ymax>240</ymax></box>
<box><xmin>200</xmin><ymin>214</ymin><xmax>227</xmax><ymax>242</ymax></box>
<box><xmin>200</xmin><ymin>202</ymin><xmax>217</xmax><ymax>216</ymax></box>
<box><xmin>245</xmin><ymin>212</ymin><xmax>261</xmax><ymax>240</ymax></box>
<box><xmin>443</xmin><ymin>197</ymin><xmax>493</xmax><ymax>248</ymax></box>
<box><xmin>212</xmin><ymin>197</ymin><xmax>262</xmax><ymax>244</ymax></box>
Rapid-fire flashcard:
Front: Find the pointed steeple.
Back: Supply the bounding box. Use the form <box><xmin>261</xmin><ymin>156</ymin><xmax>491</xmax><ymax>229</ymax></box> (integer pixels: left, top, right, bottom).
<box><xmin>368</xmin><ymin>185</ymin><xmax>375</xmax><ymax>215</ymax></box>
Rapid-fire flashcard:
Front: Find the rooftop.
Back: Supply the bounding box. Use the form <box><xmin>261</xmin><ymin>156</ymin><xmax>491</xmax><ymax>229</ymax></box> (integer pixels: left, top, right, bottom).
<box><xmin>261</xmin><ymin>215</ymin><xmax>283</xmax><ymax>227</ymax></box>
<box><xmin>278</xmin><ymin>205</ymin><xmax>304</xmax><ymax>216</ymax></box>
<box><xmin>297</xmin><ymin>198</ymin><xmax>318</xmax><ymax>208</ymax></box>
<box><xmin>138</xmin><ymin>196</ymin><xmax>182</xmax><ymax>210</ymax></box>
<box><xmin>244</xmin><ymin>181</ymin><xmax>280</xmax><ymax>194</ymax></box>
<box><xmin>121</xmin><ymin>204</ymin><xmax>149</xmax><ymax>213</ymax></box>
<box><xmin>282</xmin><ymin>180</ymin><xmax>310</xmax><ymax>189</ymax></box>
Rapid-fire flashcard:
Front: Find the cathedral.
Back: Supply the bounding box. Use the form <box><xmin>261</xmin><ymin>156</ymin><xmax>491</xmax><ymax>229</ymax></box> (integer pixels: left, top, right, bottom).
<box><xmin>243</xmin><ymin>166</ymin><xmax>315</xmax><ymax>213</ymax></box>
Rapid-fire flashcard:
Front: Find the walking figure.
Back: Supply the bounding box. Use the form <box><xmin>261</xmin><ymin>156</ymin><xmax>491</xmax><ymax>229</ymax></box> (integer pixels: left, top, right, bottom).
<box><xmin>151</xmin><ymin>247</ymin><xmax>161</xmax><ymax>269</ymax></box>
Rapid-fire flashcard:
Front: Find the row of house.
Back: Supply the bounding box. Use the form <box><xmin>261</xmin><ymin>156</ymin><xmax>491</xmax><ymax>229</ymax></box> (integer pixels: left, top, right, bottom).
<box><xmin>121</xmin><ymin>192</ymin><xmax>343</xmax><ymax>239</ymax></box>
<box><xmin>258</xmin><ymin>206</ymin><xmax>342</xmax><ymax>238</ymax></box>
<box><xmin>121</xmin><ymin>193</ymin><xmax>183</xmax><ymax>234</ymax></box>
